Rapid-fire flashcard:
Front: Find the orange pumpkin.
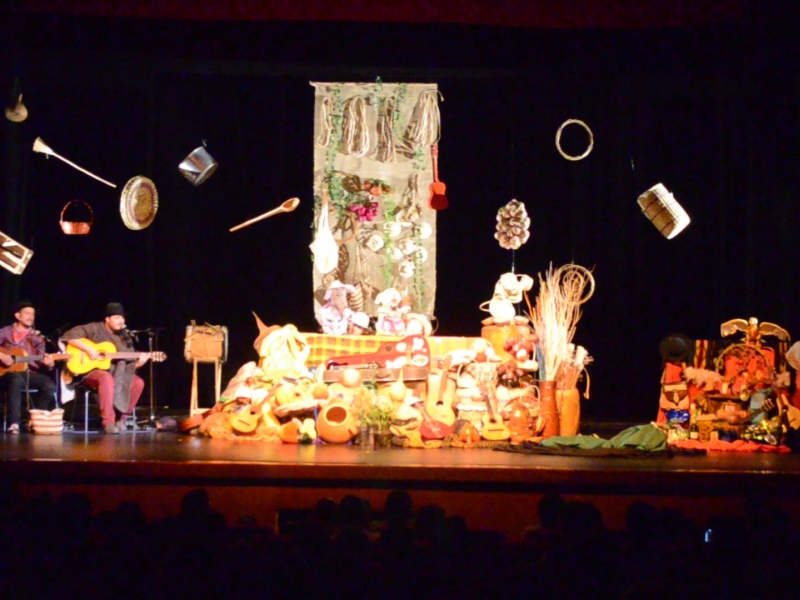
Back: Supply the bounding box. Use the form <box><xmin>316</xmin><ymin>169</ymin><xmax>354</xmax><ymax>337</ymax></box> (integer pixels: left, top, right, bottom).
<box><xmin>459</xmin><ymin>422</ymin><xmax>480</xmax><ymax>444</ymax></box>
<box><xmin>277</xmin><ymin>419</ymin><xmax>301</xmax><ymax>443</ymax></box>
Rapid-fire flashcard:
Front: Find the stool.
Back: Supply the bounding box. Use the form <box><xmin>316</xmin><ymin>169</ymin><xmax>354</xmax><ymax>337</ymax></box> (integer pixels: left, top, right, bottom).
<box><xmin>63</xmin><ymin>385</ymin><xmax>98</xmax><ymax>435</ymax></box>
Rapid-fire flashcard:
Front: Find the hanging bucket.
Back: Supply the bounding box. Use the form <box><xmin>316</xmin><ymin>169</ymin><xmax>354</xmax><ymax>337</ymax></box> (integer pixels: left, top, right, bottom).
<box><xmin>637</xmin><ymin>183</ymin><xmax>690</xmax><ymax>239</ymax></box>
<box><xmin>179</xmin><ymin>145</ymin><xmax>218</xmax><ymax>186</ymax></box>
<box><xmin>60</xmin><ymin>200</ymin><xmax>94</xmax><ymax>235</ymax></box>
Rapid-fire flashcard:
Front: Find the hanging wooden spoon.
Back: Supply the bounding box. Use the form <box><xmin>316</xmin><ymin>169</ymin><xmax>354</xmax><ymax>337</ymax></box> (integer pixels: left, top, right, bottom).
<box><xmin>229</xmin><ymin>197</ymin><xmax>300</xmax><ymax>232</ymax></box>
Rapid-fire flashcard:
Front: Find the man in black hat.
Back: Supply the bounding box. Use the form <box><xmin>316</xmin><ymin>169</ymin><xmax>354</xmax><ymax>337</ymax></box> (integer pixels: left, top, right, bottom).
<box><xmin>0</xmin><ymin>301</ymin><xmax>57</xmax><ymax>434</ymax></box>
<box><xmin>60</xmin><ymin>303</ymin><xmax>149</xmax><ymax>434</ymax></box>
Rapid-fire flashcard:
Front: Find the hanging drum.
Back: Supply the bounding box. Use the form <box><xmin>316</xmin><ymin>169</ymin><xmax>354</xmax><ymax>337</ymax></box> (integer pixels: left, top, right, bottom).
<box><xmin>120</xmin><ymin>176</ymin><xmax>159</xmax><ymax>230</ymax></box>
<box><xmin>0</xmin><ymin>229</ymin><xmax>34</xmax><ymax>274</ymax></box>
<box><xmin>637</xmin><ymin>183</ymin><xmax>690</xmax><ymax>240</ymax></box>
<box><xmin>179</xmin><ymin>145</ymin><xmax>218</xmax><ymax>186</ymax></box>
<box><xmin>59</xmin><ymin>200</ymin><xmax>94</xmax><ymax>235</ymax></box>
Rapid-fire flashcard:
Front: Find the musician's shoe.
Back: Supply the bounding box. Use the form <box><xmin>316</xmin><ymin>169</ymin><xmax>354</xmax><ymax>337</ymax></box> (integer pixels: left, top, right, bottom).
<box><xmin>116</xmin><ymin>420</ymin><xmax>128</xmax><ymax>432</ymax></box>
<box><xmin>103</xmin><ymin>424</ymin><xmax>120</xmax><ymax>435</ymax></box>
<box><xmin>8</xmin><ymin>423</ymin><xmax>20</xmax><ymax>435</ymax></box>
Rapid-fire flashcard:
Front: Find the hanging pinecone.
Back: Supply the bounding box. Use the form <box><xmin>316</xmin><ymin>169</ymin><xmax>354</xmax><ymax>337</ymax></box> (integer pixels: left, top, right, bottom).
<box><xmin>494</xmin><ymin>199</ymin><xmax>531</xmax><ymax>250</ymax></box>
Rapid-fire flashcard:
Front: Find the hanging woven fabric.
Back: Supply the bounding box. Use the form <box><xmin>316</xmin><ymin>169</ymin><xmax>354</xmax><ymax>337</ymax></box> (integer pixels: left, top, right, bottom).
<box><xmin>403</xmin><ymin>89</ymin><xmax>441</xmax><ymax>152</ymax></box>
<box><xmin>376</xmin><ymin>97</ymin><xmax>396</xmax><ymax>163</ymax></box>
<box><xmin>315</xmin><ymin>96</ymin><xmax>334</xmax><ymax>148</ymax></box>
<box><xmin>341</xmin><ymin>96</ymin><xmax>370</xmax><ymax>158</ymax></box>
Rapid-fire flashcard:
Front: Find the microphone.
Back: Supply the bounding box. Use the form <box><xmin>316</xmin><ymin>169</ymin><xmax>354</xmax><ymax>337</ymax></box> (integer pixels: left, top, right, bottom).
<box><xmin>34</xmin><ymin>330</ymin><xmax>54</xmax><ymax>344</ymax></box>
<box><xmin>128</xmin><ymin>327</ymin><xmax>165</xmax><ymax>335</ymax></box>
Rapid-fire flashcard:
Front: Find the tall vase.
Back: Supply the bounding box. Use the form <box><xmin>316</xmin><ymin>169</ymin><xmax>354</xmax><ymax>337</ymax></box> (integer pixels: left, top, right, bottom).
<box><xmin>539</xmin><ymin>380</ymin><xmax>559</xmax><ymax>438</ymax></box>
<box><xmin>556</xmin><ymin>388</ymin><xmax>580</xmax><ymax>437</ymax></box>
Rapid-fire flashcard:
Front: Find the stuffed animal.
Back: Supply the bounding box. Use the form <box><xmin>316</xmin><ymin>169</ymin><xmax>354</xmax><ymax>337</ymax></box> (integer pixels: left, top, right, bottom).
<box><xmin>375</xmin><ymin>288</ymin><xmax>409</xmax><ymax>336</ymax></box>
<box><xmin>316</xmin><ymin>280</ymin><xmax>356</xmax><ymax>335</ymax></box>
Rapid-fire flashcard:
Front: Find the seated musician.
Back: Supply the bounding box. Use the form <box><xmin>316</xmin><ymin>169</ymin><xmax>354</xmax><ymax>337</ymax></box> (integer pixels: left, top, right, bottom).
<box><xmin>60</xmin><ymin>302</ymin><xmax>148</xmax><ymax>434</ymax></box>
<box><xmin>0</xmin><ymin>300</ymin><xmax>56</xmax><ymax>434</ymax></box>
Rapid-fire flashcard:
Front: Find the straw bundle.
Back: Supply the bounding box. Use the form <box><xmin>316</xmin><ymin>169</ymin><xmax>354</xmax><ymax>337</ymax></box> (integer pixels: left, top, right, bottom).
<box><xmin>527</xmin><ymin>264</ymin><xmax>594</xmax><ymax>382</ymax></box>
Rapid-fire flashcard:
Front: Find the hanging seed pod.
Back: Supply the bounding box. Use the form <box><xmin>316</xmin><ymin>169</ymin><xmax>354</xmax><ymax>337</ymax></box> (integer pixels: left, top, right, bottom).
<box><xmin>495</xmin><ymin>198</ymin><xmax>532</xmax><ymax>251</ymax></box>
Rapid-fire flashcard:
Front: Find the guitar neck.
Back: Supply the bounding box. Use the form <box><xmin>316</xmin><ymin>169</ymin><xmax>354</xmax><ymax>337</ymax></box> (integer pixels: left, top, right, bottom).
<box><xmin>13</xmin><ymin>353</ymin><xmax>70</xmax><ymax>363</ymax></box>
<box><xmin>481</xmin><ymin>384</ymin><xmax>499</xmax><ymax>421</ymax></box>
<box><xmin>103</xmin><ymin>352</ymin><xmax>149</xmax><ymax>360</ymax></box>
<box><xmin>431</xmin><ymin>143</ymin><xmax>440</xmax><ymax>182</ymax></box>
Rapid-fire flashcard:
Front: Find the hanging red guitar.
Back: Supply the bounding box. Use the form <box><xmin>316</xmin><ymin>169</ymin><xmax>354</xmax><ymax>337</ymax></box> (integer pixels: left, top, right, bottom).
<box><xmin>428</xmin><ymin>143</ymin><xmax>448</xmax><ymax>210</ymax></box>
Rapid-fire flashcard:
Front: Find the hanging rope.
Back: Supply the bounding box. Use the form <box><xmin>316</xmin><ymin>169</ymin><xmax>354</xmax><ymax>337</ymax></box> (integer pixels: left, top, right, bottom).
<box><xmin>341</xmin><ymin>96</ymin><xmax>370</xmax><ymax>158</ymax></box>
<box><xmin>376</xmin><ymin>97</ymin><xmax>396</xmax><ymax>163</ymax></box>
<box><xmin>403</xmin><ymin>89</ymin><xmax>441</xmax><ymax>151</ymax></box>
<box><xmin>315</xmin><ymin>96</ymin><xmax>333</xmax><ymax>148</ymax></box>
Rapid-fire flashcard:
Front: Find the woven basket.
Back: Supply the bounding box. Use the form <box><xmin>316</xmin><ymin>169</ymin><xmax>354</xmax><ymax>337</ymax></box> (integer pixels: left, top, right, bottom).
<box><xmin>60</xmin><ymin>200</ymin><xmax>94</xmax><ymax>235</ymax></box>
<box><xmin>29</xmin><ymin>408</ymin><xmax>64</xmax><ymax>435</ymax></box>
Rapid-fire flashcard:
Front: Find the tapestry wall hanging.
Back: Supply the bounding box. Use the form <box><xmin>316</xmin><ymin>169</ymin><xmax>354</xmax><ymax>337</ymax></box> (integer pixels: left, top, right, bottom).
<box><xmin>311</xmin><ymin>81</ymin><xmax>440</xmax><ymax>320</ymax></box>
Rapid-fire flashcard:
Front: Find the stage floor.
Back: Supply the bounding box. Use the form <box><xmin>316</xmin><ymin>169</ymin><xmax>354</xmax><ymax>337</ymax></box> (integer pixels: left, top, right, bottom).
<box><xmin>2</xmin><ymin>428</ymin><xmax>800</xmax><ymax>536</ymax></box>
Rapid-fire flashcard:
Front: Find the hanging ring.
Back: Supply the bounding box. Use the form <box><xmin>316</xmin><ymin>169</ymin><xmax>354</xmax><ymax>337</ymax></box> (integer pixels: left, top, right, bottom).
<box><xmin>555</xmin><ymin>119</ymin><xmax>594</xmax><ymax>161</ymax></box>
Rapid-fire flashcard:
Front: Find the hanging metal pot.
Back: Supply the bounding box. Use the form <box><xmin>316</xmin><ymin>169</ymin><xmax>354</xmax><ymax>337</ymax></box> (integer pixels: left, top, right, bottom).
<box><xmin>179</xmin><ymin>145</ymin><xmax>218</xmax><ymax>186</ymax></box>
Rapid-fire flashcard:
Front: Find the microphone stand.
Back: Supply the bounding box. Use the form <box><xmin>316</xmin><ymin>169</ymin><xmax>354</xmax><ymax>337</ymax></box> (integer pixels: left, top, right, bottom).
<box><xmin>127</xmin><ymin>328</ymin><xmax>161</xmax><ymax>432</ymax></box>
<box><xmin>146</xmin><ymin>329</ymin><xmax>158</xmax><ymax>426</ymax></box>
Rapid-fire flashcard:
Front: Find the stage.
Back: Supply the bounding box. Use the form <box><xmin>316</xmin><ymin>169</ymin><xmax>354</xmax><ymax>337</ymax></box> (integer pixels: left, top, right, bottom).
<box><xmin>3</xmin><ymin>425</ymin><xmax>800</xmax><ymax>538</ymax></box>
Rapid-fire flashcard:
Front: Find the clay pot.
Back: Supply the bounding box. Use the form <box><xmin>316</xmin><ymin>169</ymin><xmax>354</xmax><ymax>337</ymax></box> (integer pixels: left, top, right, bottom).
<box><xmin>316</xmin><ymin>400</ymin><xmax>359</xmax><ymax>444</ymax></box>
<box><xmin>538</xmin><ymin>380</ymin><xmax>559</xmax><ymax>439</ymax></box>
<box><xmin>556</xmin><ymin>388</ymin><xmax>580</xmax><ymax>437</ymax></box>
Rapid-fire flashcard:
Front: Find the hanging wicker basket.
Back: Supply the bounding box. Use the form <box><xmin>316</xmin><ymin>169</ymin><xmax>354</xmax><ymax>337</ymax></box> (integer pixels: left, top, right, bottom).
<box><xmin>60</xmin><ymin>200</ymin><xmax>94</xmax><ymax>235</ymax></box>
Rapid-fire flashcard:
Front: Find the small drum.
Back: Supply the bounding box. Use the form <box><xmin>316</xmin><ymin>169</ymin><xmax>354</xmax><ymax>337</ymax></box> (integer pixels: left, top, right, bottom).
<box><xmin>184</xmin><ymin>322</ymin><xmax>228</xmax><ymax>363</ymax></box>
<box><xmin>29</xmin><ymin>409</ymin><xmax>65</xmax><ymax>435</ymax></box>
<box><xmin>0</xmin><ymin>229</ymin><xmax>34</xmax><ymax>275</ymax></box>
<box><xmin>637</xmin><ymin>183</ymin><xmax>691</xmax><ymax>239</ymax></box>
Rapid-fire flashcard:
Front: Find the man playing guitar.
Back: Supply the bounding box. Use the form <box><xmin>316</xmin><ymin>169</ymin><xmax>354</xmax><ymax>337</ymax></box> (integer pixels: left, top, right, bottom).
<box><xmin>0</xmin><ymin>300</ymin><xmax>57</xmax><ymax>434</ymax></box>
<box><xmin>60</xmin><ymin>302</ymin><xmax>150</xmax><ymax>434</ymax></box>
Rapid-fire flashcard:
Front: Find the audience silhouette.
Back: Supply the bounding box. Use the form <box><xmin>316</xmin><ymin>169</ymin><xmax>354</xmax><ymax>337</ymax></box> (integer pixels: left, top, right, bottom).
<box><xmin>0</xmin><ymin>483</ymin><xmax>798</xmax><ymax>599</ymax></box>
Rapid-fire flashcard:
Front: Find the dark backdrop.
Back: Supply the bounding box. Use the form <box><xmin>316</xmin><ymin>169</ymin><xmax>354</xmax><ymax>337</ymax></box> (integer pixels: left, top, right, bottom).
<box><xmin>2</xmin><ymin>8</ymin><xmax>799</xmax><ymax>421</ymax></box>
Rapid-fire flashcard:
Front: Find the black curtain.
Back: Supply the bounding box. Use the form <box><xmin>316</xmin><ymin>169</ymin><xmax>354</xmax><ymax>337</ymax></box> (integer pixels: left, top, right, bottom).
<box><xmin>2</xmin><ymin>15</ymin><xmax>799</xmax><ymax>421</ymax></box>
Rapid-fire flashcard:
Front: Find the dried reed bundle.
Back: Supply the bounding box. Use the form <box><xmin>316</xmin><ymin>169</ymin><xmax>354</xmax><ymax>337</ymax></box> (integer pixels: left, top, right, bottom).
<box><xmin>340</xmin><ymin>96</ymin><xmax>370</xmax><ymax>157</ymax></box>
<box><xmin>527</xmin><ymin>263</ymin><xmax>594</xmax><ymax>382</ymax></box>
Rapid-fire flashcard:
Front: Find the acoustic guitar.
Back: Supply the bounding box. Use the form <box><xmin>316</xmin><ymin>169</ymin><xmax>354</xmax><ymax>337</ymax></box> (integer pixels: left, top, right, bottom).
<box><xmin>425</xmin><ymin>355</ymin><xmax>456</xmax><ymax>426</ymax></box>
<box><xmin>230</xmin><ymin>387</ymin><xmax>278</xmax><ymax>435</ymax></box>
<box><xmin>478</xmin><ymin>381</ymin><xmax>511</xmax><ymax>441</ymax></box>
<box><xmin>414</xmin><ymin>400</ymin><xmax>455</xmax><ymax>440</ymax></box>
<box><xmin>428</xmin><ymin>143</ymin><xmax>448</xmax><ymax>210</ymax></box>
<box><xmin>65</xmin><ymin>338</ymin><xmax>166</xmax><ymax>375</ymax></box>
<box><xmin>0</xmin><ymin>347</ymin><xmax>70</xmax><ymax>376</ymax></box>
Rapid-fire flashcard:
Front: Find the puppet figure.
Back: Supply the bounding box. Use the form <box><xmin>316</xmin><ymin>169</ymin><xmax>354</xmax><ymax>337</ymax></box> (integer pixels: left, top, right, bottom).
<box><xmin>375</xmin><ymin>288</ymin><xmax>409</xmax><ymax>336</ymax></box>
<box><xmin>316</xmin><ymin>280</ymin><xmax>355</xmax><ymax>335</ymax></box>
